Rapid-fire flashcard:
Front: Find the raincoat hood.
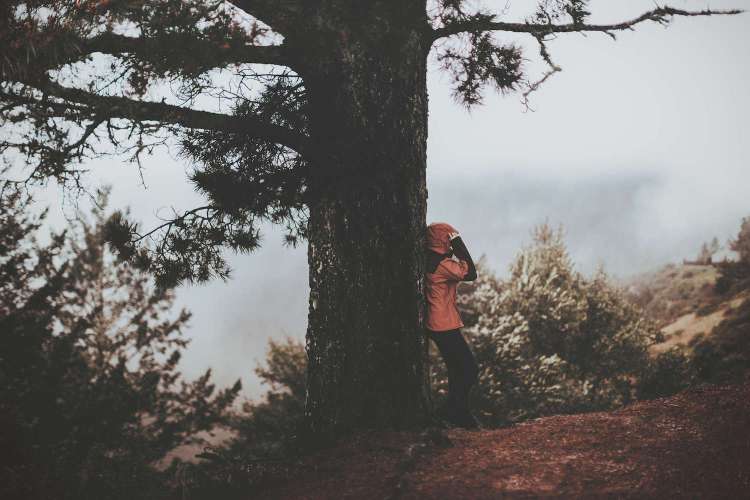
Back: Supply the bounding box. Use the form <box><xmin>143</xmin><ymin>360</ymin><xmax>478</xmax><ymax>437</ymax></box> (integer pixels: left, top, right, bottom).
<box><xmin>426</xmin><ymin>222</ymin><xmax>458</xmax><ymax>255</ymax></box>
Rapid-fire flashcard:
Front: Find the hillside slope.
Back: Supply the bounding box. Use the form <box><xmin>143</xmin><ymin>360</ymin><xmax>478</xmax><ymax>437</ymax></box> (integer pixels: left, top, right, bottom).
<box><xmin>653</xmin><ymin>292</ymin><xmax>748</xmax><ymax>354</ymax></box>
<box><xmin>624</xmin><ymin>262</ymin><xmax>749</xmax><ymax>357</ymax></box>
<box><xmin>625</xmin><ymin>263</ymin><xmax>719</xmax><ymax>328</ymax></box>
<box><xmin>254</xmin><ymin>382</ymin><xmax>750</xmax><ymax>499</ymax></box>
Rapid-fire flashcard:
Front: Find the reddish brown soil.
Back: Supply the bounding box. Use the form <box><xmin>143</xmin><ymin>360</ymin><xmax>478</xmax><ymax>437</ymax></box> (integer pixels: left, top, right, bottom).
<box><xmin>257</xmin><ymin>383</ymin><xmax>750</xmax><ymax>499</ymax></box>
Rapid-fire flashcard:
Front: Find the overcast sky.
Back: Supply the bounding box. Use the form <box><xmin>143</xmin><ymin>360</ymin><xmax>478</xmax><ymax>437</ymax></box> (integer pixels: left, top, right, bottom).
<box><xmin>30</xmin><ymin>0</ymin><xmax>749</xmax><ymax>399</ymax></box>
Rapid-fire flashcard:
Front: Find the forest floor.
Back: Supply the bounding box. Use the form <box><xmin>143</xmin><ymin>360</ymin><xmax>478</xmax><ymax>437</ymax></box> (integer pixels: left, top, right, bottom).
<box><xmin>254</xmin><ymin>381</ymin><xmax>750</xmax><ymax>499</ymax></box>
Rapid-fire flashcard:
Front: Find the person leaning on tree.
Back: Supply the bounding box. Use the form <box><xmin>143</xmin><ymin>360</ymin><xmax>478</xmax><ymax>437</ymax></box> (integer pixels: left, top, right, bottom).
<box><xmin>425</xmin><ymin>222</ymin><xmax>480</xmax><ymax>429</ymax></box>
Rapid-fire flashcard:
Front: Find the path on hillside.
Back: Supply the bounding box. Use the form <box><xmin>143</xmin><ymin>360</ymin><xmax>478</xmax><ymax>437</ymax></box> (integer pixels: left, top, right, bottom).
<box><xmin>257</xmin><ymin>383</ymin><xmax>750</xmax><ymax>499</ymax></box>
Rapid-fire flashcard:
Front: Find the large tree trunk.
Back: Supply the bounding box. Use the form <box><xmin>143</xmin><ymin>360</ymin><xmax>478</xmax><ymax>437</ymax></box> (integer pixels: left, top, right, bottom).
<box><xmin>294</xmin><ymin>7</ymin><xmax>432</xmax><ymax>443</ymax></box>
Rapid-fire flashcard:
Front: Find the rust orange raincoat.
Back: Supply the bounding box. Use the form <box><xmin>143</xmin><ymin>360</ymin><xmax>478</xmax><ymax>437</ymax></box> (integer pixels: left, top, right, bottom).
<box><xmin>425</xmin><ymin>223</ymin><xmax>469</xmax><ymax>332</ymax></box>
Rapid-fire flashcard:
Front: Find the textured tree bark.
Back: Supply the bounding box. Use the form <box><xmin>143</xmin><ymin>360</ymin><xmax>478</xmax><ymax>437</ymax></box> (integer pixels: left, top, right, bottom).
<box><xmin>294</xmin><ymin>6</ymin><xmax>433</xmax><ymax>443</ymax></box>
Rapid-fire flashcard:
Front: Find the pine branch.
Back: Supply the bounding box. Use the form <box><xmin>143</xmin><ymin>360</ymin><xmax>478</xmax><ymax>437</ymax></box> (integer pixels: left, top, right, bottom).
<box><xmin>7</xmin><ymin>78</ymin><xmax>310</xmax><ymax>155</ymax></box>
<box><xmin>2</xmin><ymin>30</ymin><xmax>291</xmax><ymax>81</ymax></box>
<box><xmin>432</xmin><ymin>6</ymin><xmax>743</xmax><ymax>41</ymax></box>
<box><xmin>82</xmin><ymin>32</ymin><xmax>291</xmax><ymax>68</ymax></box>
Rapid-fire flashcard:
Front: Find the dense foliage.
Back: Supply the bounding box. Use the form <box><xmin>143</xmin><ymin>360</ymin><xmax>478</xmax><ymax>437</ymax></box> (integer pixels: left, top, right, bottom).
<box><xmin>0</xmin><ymin>189</ymin><xmax>240</xmax><ymax>500</ymax></box>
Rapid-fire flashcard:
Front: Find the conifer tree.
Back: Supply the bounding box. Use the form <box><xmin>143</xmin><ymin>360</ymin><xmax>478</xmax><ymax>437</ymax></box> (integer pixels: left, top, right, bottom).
<box><xmin>0</xmin><ymin>188</ymin><xmax>241</xmax><ymax>499</ymax></box>
<box><xmin>459</xmin><ymin>225</ymin><xmax>690</xmax><ymax>425</ymax></box>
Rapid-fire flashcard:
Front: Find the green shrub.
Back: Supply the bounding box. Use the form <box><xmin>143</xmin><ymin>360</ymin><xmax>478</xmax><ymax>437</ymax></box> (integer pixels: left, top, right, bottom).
<box><xmin>453</xmin><ymin>224</ymin><xmax>691</xmax><ymax>427</ymax></box>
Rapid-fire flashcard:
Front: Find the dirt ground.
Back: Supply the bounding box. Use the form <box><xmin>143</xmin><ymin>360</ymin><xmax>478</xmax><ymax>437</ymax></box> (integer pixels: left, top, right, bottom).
<box><xmin>256</xmin><ymin>382</ymin><xmax>750</xmax><ymax>499</ymax></box>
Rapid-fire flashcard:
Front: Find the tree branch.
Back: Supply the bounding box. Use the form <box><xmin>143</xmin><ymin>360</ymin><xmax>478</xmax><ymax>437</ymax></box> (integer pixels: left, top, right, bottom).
<box><xmin>432</xmin><ymin>6</ymin><xmax>743</xmax><ymax>41</ymax></box>
<box><xmin>13</xmin><ymin>79</ymin><xmax>310</xmax><ymax>155</ymax></box>
<box><xmin>81</xmin><ymin>32</ymin><xmax>291</xmax><ymax>68</ymax></box>
<box><xmin>521</xmin><ymin>35</ymin><xmax>561</xmax><ymax>111</ymax></box>
<box><xmin>229</xmin><ymin>0</ymin><xmax>303</xmax><ymax>35</ymax></box>
<box><xmin>132</xmin><ymin>205</ymin><xmax>215</xmax><ymax>243</ymax></box>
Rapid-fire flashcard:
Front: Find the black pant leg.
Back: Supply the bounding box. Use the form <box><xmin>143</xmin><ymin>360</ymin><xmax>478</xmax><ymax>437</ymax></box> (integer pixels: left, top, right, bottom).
<box><xmin>429</xmin><ymin>329</ymin><xmax>478</xmax><ymax>417</ymax></box>
<box><xmin>452</xmin><ymin>332</ymin><xmax>479</xmax><ymax>412</ymax></box>
<box><xmin>428</xmin><ymin>330</ymin><xmax>462</xmax><ymax>410</ymax></box>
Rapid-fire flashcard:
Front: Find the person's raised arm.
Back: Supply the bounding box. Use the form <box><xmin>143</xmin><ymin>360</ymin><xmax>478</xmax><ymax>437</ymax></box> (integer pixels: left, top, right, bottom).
<box><xmin>450</xmin><ymin>235</ymin><xmax>477</xmax><ymax>282</ymax></box>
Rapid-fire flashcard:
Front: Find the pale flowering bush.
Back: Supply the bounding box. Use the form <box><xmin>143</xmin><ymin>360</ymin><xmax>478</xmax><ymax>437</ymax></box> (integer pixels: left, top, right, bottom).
<box><xmin>450</xmin><ymin>224</ymin><xmax>692</xmax><ymax>427</ymax></box>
